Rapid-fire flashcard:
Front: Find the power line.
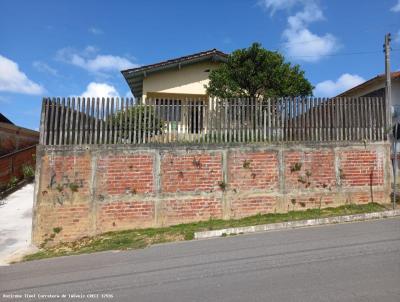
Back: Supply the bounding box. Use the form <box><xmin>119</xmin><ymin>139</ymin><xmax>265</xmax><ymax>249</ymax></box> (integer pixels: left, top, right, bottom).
<box><xmin>280</xmin><ymin>38</ymin><xmax>324</xmax><ymax>46</ymax></box>
<box><xmin>286</xmin><ymin>48</ymin><xmax>400</xmax><ymax>59</ymax></box>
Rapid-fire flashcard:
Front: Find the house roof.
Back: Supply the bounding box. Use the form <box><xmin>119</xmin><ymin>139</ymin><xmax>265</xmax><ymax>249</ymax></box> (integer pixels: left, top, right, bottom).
<box><xmin>337</xmin><ymin>71</ymin><xmax>400</xmax><ymax>97</ymax></box>
<box><xmin>0</xmin><ymin>113</ymin><xmax>14</xmax><ymax>125</ymax></box>
<box><xmin>121</xmin><ymin>49</ymin><xmax>228</xmax><ymax>99</ymax></box>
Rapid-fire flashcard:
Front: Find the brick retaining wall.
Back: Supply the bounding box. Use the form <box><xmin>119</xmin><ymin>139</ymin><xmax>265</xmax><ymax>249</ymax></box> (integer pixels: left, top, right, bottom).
<box><xmin>0</xmin><ymin>145</ymin><xmax>36</xmax><ymax>189</ymax></box>
<box><xmin>32</xmin><ymin>142</ymin><xmax>392</xmax><ymax>245</ymax></box>
<box><xmin>0</xmin><ymin>122</ymin><xmax>39</xmax><ymax>156</ymax></box>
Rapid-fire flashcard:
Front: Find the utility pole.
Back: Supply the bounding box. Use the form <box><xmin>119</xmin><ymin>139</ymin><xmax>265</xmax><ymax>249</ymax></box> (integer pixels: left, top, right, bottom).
<box><xmin>384</xmin><ymin>33</ymin><xmax>392</xmax><ymax>127</ymax></box>
<box><xmin>384</xmin><ymin>33</ymin><xmax>395</xmax><ymax>209</ymax></box>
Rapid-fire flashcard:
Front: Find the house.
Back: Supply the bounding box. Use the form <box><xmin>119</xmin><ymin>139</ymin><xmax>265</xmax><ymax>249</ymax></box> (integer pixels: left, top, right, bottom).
<box><xmin>121</xmin><ymin>49</ymin><xmax>228</xmax><ymax>101</ymax></box>
<box><xmin>337</xmin><ymin>71</ymin><xmax>400</xmax><ymax>117</ymax></box>
<box><xmin>0</xmin><ymin>113</ymin><xmax>39</xmax><ymax>156</ymax></box>
<box><xmin>121</xmin><ymin>49</ymin><xmax>228</xmax><ymax>133</ymax></box>
<box><xmin>0</xmin><ymin>113</ymin><xmax>38</xmax><ymax>190</ymax></box>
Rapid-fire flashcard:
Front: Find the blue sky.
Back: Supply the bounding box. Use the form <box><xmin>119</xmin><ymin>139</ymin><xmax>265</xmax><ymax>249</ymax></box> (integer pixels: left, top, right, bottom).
<box><xmin>1</xmin><ymin>0</ymin><xmax>400</xmax><ymax>130</ymax></box>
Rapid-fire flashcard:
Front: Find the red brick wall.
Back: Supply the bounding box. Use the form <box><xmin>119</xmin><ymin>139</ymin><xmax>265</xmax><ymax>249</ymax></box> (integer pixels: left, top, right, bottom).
<box><xmin>97</xmin><ymin>155</ymin><xmax>154</xmax><ymax>195</ymax></box>
<box><xmin>340</xmin><ymin>150</ymin><xmax>384</xmax><ymax>187</ymax></box>
<box><xmin>162</xmin><ymin>197</ymin><xmax>223</xmax><ymax>224</ymax></box>
<box><xmin>36</xmin><ymin>203</ymin><xmax>91</xmax><ymax>242</ymax></box>
<box><xmin>99</xmin><ymin>201</ymin><xmax>155</xmax><ymax>232</ymax></box>
<box><xmin>231</xmin><ymin>196</ymin><xmax>276</xmax><ymax>218</ymax></box>
<box><xmin>228</xmin><ymin>151</ymin><xmax>278</xmax><ymax>191</ymax></box>
<box><xmin>33</xmin><ymin>143</ymin><xmax>391</xmax><ymax>245</ymax></box>
<box><xmin>50</xmin><ymin>155</ymin><xmax>91</xmax><ymax>194</ymax></box>
<box><xmin>285</xmin><ymin>150</ymin><xmax>336</xmax><ymax>191</ymax></box>
<box><xmin>0</xmin><ymin>145</ymin><xmax>36</xmax><ymax>189</ymax></box>
<box><xmin>161</xmin><ymin>153</ymin><xmax>222</xmax><ymax>193</ymax></box>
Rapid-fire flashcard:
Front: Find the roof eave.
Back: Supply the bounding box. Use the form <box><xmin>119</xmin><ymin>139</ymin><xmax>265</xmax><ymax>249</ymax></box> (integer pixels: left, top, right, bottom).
<box><xmin>336</xmin><ymin>75</ymin><xmax>383</xmax><ymax>97</ymax></box>
<box><xmin>122</xmin><ymin>53</ymin><xmax>227</xmax><ymax>79</ymax></box>
<box><xmin>336</xmin><ymin>72</ymin><xmax>400</xmax><ymax>97</ymax></box>
<box><xmin>121</xmin><ymin>52</ymin><xmax>228</xmax><ymax>98</ymax></box>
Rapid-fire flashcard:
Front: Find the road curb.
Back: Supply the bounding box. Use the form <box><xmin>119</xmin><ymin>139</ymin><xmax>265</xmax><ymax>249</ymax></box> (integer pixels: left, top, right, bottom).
<box><xmin>194</xmin><ymin>210</ymin><xmax>400</xmax><ymax>240</ymax></box>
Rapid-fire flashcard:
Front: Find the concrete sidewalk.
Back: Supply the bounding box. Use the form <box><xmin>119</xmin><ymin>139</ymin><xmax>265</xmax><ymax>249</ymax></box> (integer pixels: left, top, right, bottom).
<box><xmin>0</xmin><ymin>184</ymin><xmax>36</xmax><ymax>265</ymax></box>
<box><xmin>195</xmin><ymin>209</ymin><xmax>400</xmax><ymax>239</ymax></box>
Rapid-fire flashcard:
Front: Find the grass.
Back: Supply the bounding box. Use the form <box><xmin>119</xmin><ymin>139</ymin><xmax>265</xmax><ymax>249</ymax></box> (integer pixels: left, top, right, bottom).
<box><xmin>23</xmin><ymin>202</ymin><xmax>385</xmax><ymax>262</ymax></box>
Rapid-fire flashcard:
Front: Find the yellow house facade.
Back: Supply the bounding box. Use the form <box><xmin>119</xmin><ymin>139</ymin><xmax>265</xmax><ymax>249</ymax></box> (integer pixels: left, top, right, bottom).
<box><xmin>121</xmin><ymin>49</ymin><xmax>228</xmax><ymax>133</ymax></box>
<box><xmin>121</xmin><ymin>49</ymin><xmax>227</xmax><ymax>101</ymax></box>
<box><xmin>143</xmin><ymin>60</ymin><xmax>220</xmax><ymax>100</ymax></box>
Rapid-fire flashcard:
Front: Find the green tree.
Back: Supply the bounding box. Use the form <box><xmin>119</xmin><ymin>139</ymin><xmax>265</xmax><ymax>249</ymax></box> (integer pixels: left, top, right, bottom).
<box><xmin>206</xmin><ymin>43</ymin><xmax>313</xmax><ymax>99</ymax></box>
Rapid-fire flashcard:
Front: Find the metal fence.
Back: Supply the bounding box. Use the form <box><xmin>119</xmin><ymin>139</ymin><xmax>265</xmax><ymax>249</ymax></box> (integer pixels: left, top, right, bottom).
<box><xmin>39</xmin><ymin>96</ymin><xmax>387</xmax><ymax>145</ymax></box>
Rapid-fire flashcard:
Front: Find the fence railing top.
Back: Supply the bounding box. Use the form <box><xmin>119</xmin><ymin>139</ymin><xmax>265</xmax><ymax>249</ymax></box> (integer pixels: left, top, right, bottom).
<box><xmin>39</xmin><ymin>96</ymin><xmax>387</xmax><ymax>146</ymax></box>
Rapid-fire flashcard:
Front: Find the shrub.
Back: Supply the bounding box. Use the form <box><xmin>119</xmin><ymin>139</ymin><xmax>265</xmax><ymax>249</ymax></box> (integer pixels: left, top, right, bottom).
<box><xmin>7</xmin><ymin>176</ymin><xmax>18</xmax><ymax>189</ymax></box>
<box><xmin>22</xmin><ymin>165</ymin><xmax>35</xmax><ymax>180</ymax></box>
<box><xmin>112</xmin><ymin>105</ymin><xmax>165</xmax><ymax>143</ymax></box>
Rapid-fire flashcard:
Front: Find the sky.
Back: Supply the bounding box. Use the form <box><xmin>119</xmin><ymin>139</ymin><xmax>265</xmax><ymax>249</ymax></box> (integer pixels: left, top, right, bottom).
<box><xmin>1</xmin><ymin>0</ymin><xmax>400</xmax><ymax>130</ymax></box>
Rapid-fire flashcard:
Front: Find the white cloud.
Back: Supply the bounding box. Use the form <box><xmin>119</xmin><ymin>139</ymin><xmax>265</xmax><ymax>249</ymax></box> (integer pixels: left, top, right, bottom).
<box><xmin>89</xmin><ymin>27</ymin><xmax>103</xmax><ymax>35</ymax></box>
<box><xmin>259</xmin><ymin>0</ymin><xmax>302</xmax><ymax>14</ymax></box>
<box><xmin>80</xmin><ymin>82</ymin><xmax>120</xmax><ymax>98</ymax></box>
<box><xmin>0</xmin><ymin>55</ymin><xmax>45</xmax><ymax>95</ymax></box>
<box><xmin>282</xmin><ymin>28</ymin><xmax>338</xmax><ymax>62</ymax></box>
<box><xmin>83</xmin><ymin>45</ymin><xmax>99</xmax><ymax>55</ymax></box>
<box><xmin>33</xmin><ymin>61</ymin><xmax>58</xmax><ymax>76</ymax></box>
<box><xmin>391</xmin><ymin>0</ymin><xmax>400</xmax><ymax>12</ymax></box>
<box><xmin>56</xmin><ymin>47</ymin><xmax>137</xmax><ymax>73</ymax></box>
<box><xmin>86</xmin><ymin>55</ymin><xmax>134</xmax><ymax>72</ymax></box>
<box><xmin>314</xmin><ymin>73</ymin><xmax>365</xmax><ymax>97</ymax></box>
<box><xmin>260</xmin><ymin>0</ymin><xmax>339</xmax><ymax>62</ymax></box>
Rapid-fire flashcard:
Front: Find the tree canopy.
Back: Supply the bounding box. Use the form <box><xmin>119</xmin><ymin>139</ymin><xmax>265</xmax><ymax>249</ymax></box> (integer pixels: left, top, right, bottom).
<box><xmin>206</xmin><ymin>43</ymin><xmax>313</xmax><ymax>99</ymax></box>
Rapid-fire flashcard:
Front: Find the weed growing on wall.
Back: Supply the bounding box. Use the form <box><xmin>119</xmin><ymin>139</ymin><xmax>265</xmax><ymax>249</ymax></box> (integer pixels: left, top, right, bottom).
<box><xmin>69</xmin><ymin>183</ymin><xmax>79</xmax><ymax>192</ymax></box>
<box><xmin>218</xmin><ymin>181</ymin><xmax>227</xmax><ymax>191</ymax></box>
<box><xmin>290</xmin><ymin>162</ymin><xmax>302</xmax><ymax>173</ymax></box>
<box><xmin>192</xmin><ymin>158</ymin><xmax>202</xmax><ymax>169</ymax></box>
<box><xmin>243</xmin><ymin>160</ymin><xmax>251</xmax><ymax>169</ymax></box>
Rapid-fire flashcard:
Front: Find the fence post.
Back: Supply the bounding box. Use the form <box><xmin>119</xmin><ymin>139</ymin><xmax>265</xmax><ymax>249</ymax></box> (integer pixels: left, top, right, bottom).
<box><xmin>59</xmin><ymin>98</ymin><xmax>65</xmax><ymax>145</ymax></box>
<box><xmin>84</xmin><ymin>98</ymin><xmax>89</xmax><ymax>144</ymax></box>
<box><xmin>39</xmin><ymin>98</ymin><xmax>46</xmax><ymax>145</ymax></box>
<box><xmin>64</xmin><ymin>98</ymin><xmax>70</xmax><ymax>144</ymax></box>
<box><xmin>111</xmin><ymin>98</ymin><xmax>119</xmax><ymax>145</ymax></box>
<box><xmin>76</xmin><ymin>98</ymin><xmax>81</xmax><ymax>145</ymax></box>
<box><xmin>53</xmin><ymin>98</ymin><xmax>60</xmax><ymax>145</ymax></box>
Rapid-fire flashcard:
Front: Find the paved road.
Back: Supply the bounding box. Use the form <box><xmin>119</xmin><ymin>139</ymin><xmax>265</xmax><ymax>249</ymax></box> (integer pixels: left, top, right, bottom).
<box><xmin>1</xmin><ymin>218</ymin><xmax>399</xmax><ymax>302</ymax></box>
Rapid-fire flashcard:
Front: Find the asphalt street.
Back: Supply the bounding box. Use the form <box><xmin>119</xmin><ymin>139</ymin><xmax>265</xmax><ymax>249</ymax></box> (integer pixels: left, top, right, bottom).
<box><xmin>1</xmin><ymin>218</ymin><xmax>399</xmax><ymax>302</ymax></box>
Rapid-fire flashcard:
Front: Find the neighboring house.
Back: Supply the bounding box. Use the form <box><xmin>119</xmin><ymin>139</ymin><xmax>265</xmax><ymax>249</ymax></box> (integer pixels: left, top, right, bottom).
<box><xmin>0</xmin><ymin>114</ymin><xmax>39</xmax><ymax>156</ymax></box>
<box><xmin>337</xmin><ymin>71</ymin><xmax>400</xmax><ymax>117</ymax></box>
<box><xmin>0</xmin><ymin>113</ymin><xmax>14</xmax><ymax>125</ymax></box>
<box><xmin>0</xmin><ymin>113</ymin><xmax>38</xmax><ymax>190</ymax></box>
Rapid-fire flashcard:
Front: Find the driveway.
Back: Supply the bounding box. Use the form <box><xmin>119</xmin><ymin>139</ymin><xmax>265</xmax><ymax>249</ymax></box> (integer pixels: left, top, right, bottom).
<box><xmin>0</xmin><ymin>184</ymin><xmax>35</xmax><ymax>265</ymax></box>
